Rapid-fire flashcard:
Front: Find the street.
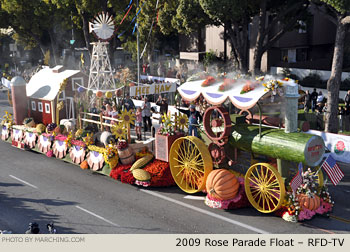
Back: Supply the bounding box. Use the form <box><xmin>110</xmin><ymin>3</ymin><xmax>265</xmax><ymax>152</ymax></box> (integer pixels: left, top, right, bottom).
<box><xmin>0</xmin><ymin>97</ymin><xmax>349</xmax><ymax>234</ymax></box>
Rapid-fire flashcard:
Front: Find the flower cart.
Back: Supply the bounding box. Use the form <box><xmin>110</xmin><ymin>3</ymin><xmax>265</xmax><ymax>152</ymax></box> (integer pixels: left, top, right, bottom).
<box><xmin>171</xmin><ymin>74</ymin><xmax>330</xmax><ymax>219</ymax></box>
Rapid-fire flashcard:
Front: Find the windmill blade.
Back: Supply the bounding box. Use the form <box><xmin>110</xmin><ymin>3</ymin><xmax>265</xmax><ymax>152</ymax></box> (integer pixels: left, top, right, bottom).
<box><xmin>91</xmin><ymin>12</ymin><xmax>115</xmax><ymax>41</ymax></box>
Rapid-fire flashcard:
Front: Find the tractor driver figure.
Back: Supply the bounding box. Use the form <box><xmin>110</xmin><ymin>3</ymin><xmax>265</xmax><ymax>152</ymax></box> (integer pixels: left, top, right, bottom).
<box><xmin>178</xmin><ymin>104</ymin><xmax>202</xmax><ymax>137</ymax></box>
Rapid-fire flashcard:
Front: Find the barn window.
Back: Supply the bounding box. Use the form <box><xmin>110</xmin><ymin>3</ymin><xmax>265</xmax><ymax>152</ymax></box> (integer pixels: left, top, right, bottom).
<box><xmin>31</xmin><ymin>101</ymin><xmax>36</xmax><ymax>111</ymax></box>
<box><xmin>38</xmin><ymin>102</ymin><xmax>43</xmax><ymax>112</ymax></box>
<box><xmin>45</xmin><ymin>103</ymin><xmax>50</xmax><ymax>114</ymax></box>
<box><xmin>72</xmin><ymin>77</ymin><xmax>84</xmax><ymax>91</ymax></box>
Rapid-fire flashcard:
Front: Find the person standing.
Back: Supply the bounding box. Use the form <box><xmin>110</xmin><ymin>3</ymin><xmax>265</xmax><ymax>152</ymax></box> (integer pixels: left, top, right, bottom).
<box><xmin>135</xmin><ymin>107</ymin><xmax>143</xmax><ymax>140</ymax></box>
<box><xmin>311</xmin><ymin>88</ymin><xmax>318</xmax><ymax>112</ymax></box>
<box><xmin>304</xmin><ymin>90</ymin><xmax>311</xmax><ymax>113</ymax></box>
<box><xmin>177</xmin><ymin>104</ymin><xmax>202</xmax><ymax>137</ymax></box>
<box><xmin>123</xmin><ymin>95</ymin><xmax>135</xmax><ymax>111</ymax></box>
<box><xmin>142</xmin><ymin>97</ymin><xmax>152</xmax><ymax>132</ymax></box>
<box><xmin>344</xmin><ymin>90</ymin><xmax>350</xmax><ymax>109</ymax></box>
<box><xmin>156</xmin><ymin>95</ymin><xmax>168</xmax><ymax>123</ymax></box>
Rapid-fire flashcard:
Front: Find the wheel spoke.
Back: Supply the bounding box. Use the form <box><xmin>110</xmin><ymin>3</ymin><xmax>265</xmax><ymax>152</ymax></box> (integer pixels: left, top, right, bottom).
<box><xmin>248</xmin><ymin>177</ymin><xmax>259</xmax><ymax>186</ymax></box>
<box><xmin>175</xmin><ymin>166</ymin><xmax>185</xmax><ymax>177</ymax></box>
<box><xmin>174</xmin><ymin>149</ymin><xmax>184</xmax><ymax>162</ymax></box>
<box><xmin>173</xmin><ymin>157</ymin><xmax>185</xmax><ymax>165</ymax></box>
<box><xmin>251</xmin><ymin>170</ymin><xmax>262</xmax><ymax>184</ymax></box>
<box><xmin>265</xmin><ymin>193</ymin><xmax>277</xmax><ymax>209</ymax></box>
<box><xmin>266</xmin><ymin>190</ymin><xmax>281</xmax><ymax>201</ymax></box>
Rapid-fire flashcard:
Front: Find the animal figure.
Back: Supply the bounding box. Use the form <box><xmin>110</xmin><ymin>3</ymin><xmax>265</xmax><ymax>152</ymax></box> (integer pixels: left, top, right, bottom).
<box><xmin>93</xmin><ymin>131</ymin><xmax>116</xmax><ymax>147</ymax></box>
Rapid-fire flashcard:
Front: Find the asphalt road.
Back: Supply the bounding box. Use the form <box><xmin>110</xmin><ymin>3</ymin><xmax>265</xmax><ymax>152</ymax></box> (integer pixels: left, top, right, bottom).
<box><xmin>0</xmin><ymin>98</ymin><xmax>349</xmax><ymax>234</ymax></box>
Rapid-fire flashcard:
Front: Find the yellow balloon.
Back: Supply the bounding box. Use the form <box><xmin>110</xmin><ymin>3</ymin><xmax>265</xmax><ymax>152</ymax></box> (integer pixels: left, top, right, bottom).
<box><xmin>105</xmin><ymin>91</ymin><xmax>113</xmax><ymax>99</ymax></box>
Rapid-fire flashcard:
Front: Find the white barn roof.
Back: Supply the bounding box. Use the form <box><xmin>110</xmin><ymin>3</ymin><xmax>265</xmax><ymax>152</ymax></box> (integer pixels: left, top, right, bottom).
<box><xmin>26</xmin><ymin>66</ymin><xmax>80</xmax><ymax>101</ymax></box>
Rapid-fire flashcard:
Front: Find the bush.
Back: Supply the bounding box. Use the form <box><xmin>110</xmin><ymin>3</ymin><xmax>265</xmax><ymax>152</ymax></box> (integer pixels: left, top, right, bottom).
<box><xmin>300</xmin><ymin>73</ymin><xmax>326</xmax><ymax>88</ymax></box>
<box><xmin>341</xmin><ymin>78</ymin><xmax>350</xmax><ymax>91</ymax></box>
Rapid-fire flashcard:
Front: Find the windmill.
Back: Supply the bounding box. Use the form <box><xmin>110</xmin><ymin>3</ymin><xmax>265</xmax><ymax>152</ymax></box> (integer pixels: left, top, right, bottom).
<box><xmin>87</xmin><ymin>12</ymin><xmax>116</xmax><ymax>107</ymax></box>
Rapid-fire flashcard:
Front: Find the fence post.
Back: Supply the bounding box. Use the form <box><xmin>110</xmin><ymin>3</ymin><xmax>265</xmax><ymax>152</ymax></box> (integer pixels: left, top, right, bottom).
<box><xmin>100</xmin><ymin>112</ymin><xmax>104</xmax><ymax>131</ymax></box>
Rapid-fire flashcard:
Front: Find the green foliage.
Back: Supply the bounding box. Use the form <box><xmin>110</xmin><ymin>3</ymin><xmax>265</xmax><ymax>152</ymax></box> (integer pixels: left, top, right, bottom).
<box><xmin>320</xmin><ymin>0</ymin><xmax>350</xmax><ymax>14</ymax></box>
<box><xmin>300</xmin><ymin>73</ymin><xmax>325</xmax><ymax>88</ymax></box>
<box><xmin>203</xmin><ymin>49</ymin><xmax>217</xmax><ymax>67</ymax></box>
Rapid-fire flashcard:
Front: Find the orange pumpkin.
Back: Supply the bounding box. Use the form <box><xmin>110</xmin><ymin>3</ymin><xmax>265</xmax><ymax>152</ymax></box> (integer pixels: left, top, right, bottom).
<box><xmin>206</xmin><ymin>169</ymin><xmax>240</xmax><ymax>200</ymax></box>
<box><xmin>297</xmin><ymin>194</ymin><xmax>321</xmax><ymax>211</ymax></box>
<box><xmin>80</xmin><ymin>160</ymin><xmax>89</xmax><ymax>170</ymax></box>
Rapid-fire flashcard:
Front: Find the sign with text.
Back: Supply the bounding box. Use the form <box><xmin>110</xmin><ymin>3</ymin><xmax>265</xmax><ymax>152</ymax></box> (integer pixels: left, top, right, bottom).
<box><xmin>306</xmin><ymin>129</ymin><xmax>350</xmax><ymax>163</ymax></box>
<box><xmin>130</xmin><ymin>83</ymin><xmax>176</xmax><ymax>96</ymax></box>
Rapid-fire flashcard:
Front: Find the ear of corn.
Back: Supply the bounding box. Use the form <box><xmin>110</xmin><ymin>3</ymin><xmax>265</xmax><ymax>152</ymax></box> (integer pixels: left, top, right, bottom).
<box><xmin>130</xmin><ymin>154</ymin><xmax>154</xmax><ymax>171</ymax></box>
<box><xmin>132</xmin><ymin>169</ymin><xmax>151</xmax><ymax>181</ymax></box>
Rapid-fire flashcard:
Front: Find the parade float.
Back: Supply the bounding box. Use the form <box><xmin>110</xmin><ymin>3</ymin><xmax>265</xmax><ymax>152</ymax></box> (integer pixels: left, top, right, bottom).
<box><xmin>2</xmin><ymin>70</ymin><xmax>341</xmax><ymax>223</ymax></box>
<box><xmin>0</xmin><ymin>11</ymin><xmax>340</xmax><ymax>222</ymax></box>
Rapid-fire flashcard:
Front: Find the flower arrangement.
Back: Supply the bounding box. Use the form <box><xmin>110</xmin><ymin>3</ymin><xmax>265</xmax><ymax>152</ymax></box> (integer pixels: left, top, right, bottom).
<box><xmin>158</xmin><ymin>113</ymin><xmax>175</xmax><ymax>136</ymax></box>
<box><xmin>46</xmin><ymin>123</ymin><xmax>57</xmax><ymax>133</ymax></box>
<box><xmin>83</xmin><ymin>133</ymin><xmax>94</xmax><ymax>146</ymax></box>
<box><xmin>201</xmin><ymin>76</ymin><xmax>216</xmax><ymax>87</ymax></box>
<box><xmin>218</xmin><ymin>78</ymin><xmax>236</xmax><ymax>92</ymax></box>
<box><xmin>117</xmin><ymin>140</ymin><xmax>128</xmax><ymax>150</ymax></box>
<box><xmin>1</xmin><ymin>111</ymin><xmax>13</xmax><ymax>127</ymax></box>
<box><xmin>262</xmin><ymin>79</ymin><xmax>283</xmax><ymax>93</ymax></box>
<box><xmin>240</xmin><ymin>81</ymin><xmax>257</xmax><ymax>94</ymax></box>
<box><xmin>279</xmin><ymin>168</ymin><xmax>333</xmax><ymax>222</ymax></box>
<box><xmin>64</xmin><ymin>132</ymin><xmax>73</xmax><ymax>148</ymax></box>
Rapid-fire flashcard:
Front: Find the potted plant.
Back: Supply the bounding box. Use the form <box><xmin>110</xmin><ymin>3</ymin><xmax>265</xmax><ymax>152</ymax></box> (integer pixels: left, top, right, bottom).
<box><xmin>155</xmin><ymin>113</ymin><xmax>184</xmax><ymax>162</ymax></box>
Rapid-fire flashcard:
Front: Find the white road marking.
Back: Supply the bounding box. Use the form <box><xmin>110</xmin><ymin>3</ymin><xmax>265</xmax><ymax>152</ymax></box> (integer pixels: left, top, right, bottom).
<box><xmin>9</xmin><ymin>175</ymin><xmax>38</xmax><ymax>189</ymax></box>
<box><xmin>76</xmin><ymin>206</ymin><xmax>120</xmax><ymax>227</ymax></box>
<box><xmin>141</xmin><ymin>189</ymin><xmax>269</xmax><ymax>234</ymax></box>
<box><xmin>184</xmin><ymin>195</ymin><xmax>206</xmax><ymax>200</ymax></box>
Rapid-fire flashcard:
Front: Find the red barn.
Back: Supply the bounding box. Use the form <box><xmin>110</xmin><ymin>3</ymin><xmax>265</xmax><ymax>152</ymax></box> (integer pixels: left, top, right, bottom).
<box><xmin>26</xmin><ymin>65</ymin><xmax>85</xmax><ymax>125</ymax></box>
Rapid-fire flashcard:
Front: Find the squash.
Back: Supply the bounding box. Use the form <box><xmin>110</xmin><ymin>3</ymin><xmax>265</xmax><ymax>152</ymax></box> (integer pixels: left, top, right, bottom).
<box><xmin>132</xmin><ymin>169</ymin><xmax>151</xmax><ymax>181</ymax></box>
<box><xmin>36</xmin><ymin>123</ymin><xmax>46</xmax><ymax>134</ymax></box>
<box><xmin>130</xmin><ymin>154</ymin><xmax>154</xmax><ymax>171</ymax></box>
<box><xmin>297</xmin><ymin>194</ymin><xmax>321</xmax><ymax>211</ymax></box>
<box><xmin>206</xmin><ymin>169</ymin><xmax>240</xmax><ymax>200</ymax></box>
<box><xmin>80</xmin><ymin>160</ymin><xmax>89</xmax><ymax>170</ymax></box>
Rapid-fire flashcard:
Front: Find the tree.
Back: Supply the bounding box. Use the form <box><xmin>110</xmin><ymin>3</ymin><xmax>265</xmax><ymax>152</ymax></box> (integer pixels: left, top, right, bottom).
<box><xmin>252</xmin><ymin>0</ymin><xmax>310</xmax><ymax>75</ymax></box>
<box><xmin>165</xmin><ymin>0</ymin><xmax>257</xmax><ymax>72</ymax></box>
<box><xmin>316</xmin><ymin>0</ymin><xmax>350</xmax><ymax>133</ymax></box>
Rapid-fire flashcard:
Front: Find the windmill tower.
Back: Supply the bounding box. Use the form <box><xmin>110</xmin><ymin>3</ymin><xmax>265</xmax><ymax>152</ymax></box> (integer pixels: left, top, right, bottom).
<box><xmin>88</xmin><ymin>12</ymin><xmax>116</xmax><ymax>106</ymax></box>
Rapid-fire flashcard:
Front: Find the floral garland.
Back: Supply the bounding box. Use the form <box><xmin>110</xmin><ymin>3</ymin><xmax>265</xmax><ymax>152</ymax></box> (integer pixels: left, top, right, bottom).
<box><xmin>71</xmin><ymin>139</ymin><xmax>86</xmax><ymax>148</ymax></box>
<box><xmin>201</xmin><ymin>76</ymin><xmax>216</xmax><ymax>87</ymax></box>
<box><xmin>88</xmin><ymin>144</ymin><xmax>119</xmax><ymax>169</ymax></box>
<box><xmin>218</xmin><ymin>78</ymin><xmax>236</xmax><ymax>92</ymax></box>
<box><xmin>1</xmin><ymin>111</ymin><xmax>13</xmax><ymax>127</ymax></box>
<box><xmin>240</xmin><ymin>81</ymin><xmax>257</xmax><ymax>94</ymax></box>
<box><xmin>278</xmin><ymin>168</ymin><xmax>334</xmax><ymax>222</ymax></box>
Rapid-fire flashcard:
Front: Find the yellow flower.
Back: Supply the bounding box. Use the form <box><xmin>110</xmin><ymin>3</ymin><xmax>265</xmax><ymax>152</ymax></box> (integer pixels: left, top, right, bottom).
<box><xmin>277</xmin><ymin>81</ymin><xmax>283</xmax><ymax>86</ymax></box>
<box><xmin>264</xmin><ymin>88</ymin><xmax>268</xmax><ymax>92</ymax></box>
<box><xmin>262</xmin><ymin>83</ymin><xmax>267</xmax><ymax>87</ymax></box>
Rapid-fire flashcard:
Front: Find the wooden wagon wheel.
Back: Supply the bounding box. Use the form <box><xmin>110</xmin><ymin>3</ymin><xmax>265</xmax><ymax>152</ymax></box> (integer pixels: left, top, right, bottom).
<box><xmin>208</xmin><ymin>143</ymin><xmax>226</xmax><ymax>166</ymax></box>
<box><xmin>245</xmin><ymin>163</ymin><xmax>285</xmax><ymax>213</ymax></box>
<box><xmin>203</xmin><ymin>106</ymin><xmax>231</xmax><ymax>146</ymax></box>
<box><xmin>169</xmin><ymin>136</ymin><xmax>213</xmax><ymax>193</ymax></box>
<box><xmin>239</xmin><ymin>109</ymin><xmax>253</xmax><ymax>124</ymax></box>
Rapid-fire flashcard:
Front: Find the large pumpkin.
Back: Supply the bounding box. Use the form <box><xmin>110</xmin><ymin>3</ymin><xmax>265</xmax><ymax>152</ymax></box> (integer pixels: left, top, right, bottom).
<box><xmin>297</xmin><ymin>194</ymin><xmax>321</xmax><ymax>211</ymax></box>
<box><xmin>206</xmin><ymin>169</ymin><xmax>240</xmax><ymax>200</ymax></box>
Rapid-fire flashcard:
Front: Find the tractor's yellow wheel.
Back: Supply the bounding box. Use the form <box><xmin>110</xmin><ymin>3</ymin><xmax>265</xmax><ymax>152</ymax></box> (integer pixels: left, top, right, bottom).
<box><xmin>245</xmin><ymin>163</ymin><xmax>285</xmax><ymax>213</ymax></box>
<box><xmin>310</xmin><ymin>167</ymin><xmax>324</xmax><ymax>191</ymax></box>
<box><xmin>169</xmin><ymin>136</ymin><xmax>213</xmax><ymax>193</ymax></box>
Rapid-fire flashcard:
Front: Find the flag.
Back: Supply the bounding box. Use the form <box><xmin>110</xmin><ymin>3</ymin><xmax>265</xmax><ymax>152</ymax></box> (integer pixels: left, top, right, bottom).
<box><xmin>290</xmin><ymin>162</ymin><xmax>303</xmax><ymax>193</ymax></box>
<box><xmin>321</xmin><ymin>155</ymin><xmax>344</xmax><ymax>186</ymax></box>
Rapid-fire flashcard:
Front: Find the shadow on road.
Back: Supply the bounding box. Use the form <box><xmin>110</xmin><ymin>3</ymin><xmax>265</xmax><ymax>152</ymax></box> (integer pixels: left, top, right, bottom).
<box><xmin>0</xmin><ymin>183</ymin><xmax>78</xmax><ymax>234</ymax></box>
